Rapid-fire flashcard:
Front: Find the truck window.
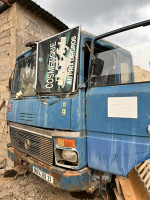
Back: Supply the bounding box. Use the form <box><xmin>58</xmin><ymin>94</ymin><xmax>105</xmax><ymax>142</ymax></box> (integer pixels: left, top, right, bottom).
<box><xmin>120</xmin><ymin>55</ymin><xmax>132</xmax><ymax>84</ymax></box>
<box><xmin>91</xmin><ymin>49</ymin><xmax>116</xmax><ymax>87</ymax></box>
<box><xmin>12</xmin><ymin>54</ymin><xmax>36</xmax><ymax>96</ymax></box>
<box><xmin>91</xmin><ymin>40</ymin><xmax>150</xmax><ymax>87</ymax></box>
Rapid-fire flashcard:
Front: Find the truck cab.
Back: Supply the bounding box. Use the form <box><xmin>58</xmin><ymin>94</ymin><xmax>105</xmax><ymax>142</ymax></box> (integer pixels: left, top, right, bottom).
<box><xmin>7</xmin><ymin>22</ymin><xmax>150</xmax><ymax>197</ymax></box>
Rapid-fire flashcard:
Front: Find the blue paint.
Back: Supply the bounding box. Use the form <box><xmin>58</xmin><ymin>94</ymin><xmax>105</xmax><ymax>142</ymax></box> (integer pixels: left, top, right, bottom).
<box><xmin>86</xmin><ymin>83</ymin><xmax>150</xmax><ymax>137</ymax></box>
<box><xmin>87</xmin><ymin>131</ymin><xmax>150</xmax><ymax>176</ymax></box>
<box><xmin>7</xmin><ymin>97</ymin><xmax>71</xmax><ymax>130</ymax></box>
<box><xmin>71</xmin><ymin>90</ymin><xmax>86</xmax><ymax>131</ymax></box>
<box><xmin>7</xmin><ymin>91</ymin><xmax>86</xmax><ymax>131</ymax></box>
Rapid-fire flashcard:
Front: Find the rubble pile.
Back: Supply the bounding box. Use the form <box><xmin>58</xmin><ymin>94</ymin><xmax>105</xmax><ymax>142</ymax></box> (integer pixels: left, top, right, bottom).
<box><xmin>0</xmin><ymin>172</ymin><xmax>100</xmax><ymax>200</ymax></box>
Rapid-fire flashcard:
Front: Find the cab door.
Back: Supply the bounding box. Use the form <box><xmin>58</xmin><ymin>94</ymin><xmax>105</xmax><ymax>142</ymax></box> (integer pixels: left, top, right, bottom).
<box><xmin>86</xmin><ymin>43</ymin><xmax>150</xmax><ymax>176</ymax></box>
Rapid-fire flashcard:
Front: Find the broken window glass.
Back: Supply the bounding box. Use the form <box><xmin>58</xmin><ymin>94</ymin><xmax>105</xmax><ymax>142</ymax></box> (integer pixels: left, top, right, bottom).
<box><xmin>12</xmin><ymin>54</ymin><xmax>36</xmax><ymax>96</ymax></box>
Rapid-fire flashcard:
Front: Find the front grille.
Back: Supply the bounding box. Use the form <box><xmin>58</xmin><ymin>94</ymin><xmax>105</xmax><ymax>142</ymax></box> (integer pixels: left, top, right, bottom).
<box><xmin>10</xmin><ymin>127</ymin><xmax>53</xmax><ymax>166</ymax></box>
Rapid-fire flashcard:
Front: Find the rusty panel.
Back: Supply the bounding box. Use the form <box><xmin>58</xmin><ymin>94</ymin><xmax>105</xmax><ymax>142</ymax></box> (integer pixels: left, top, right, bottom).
<box><xmin>8</xmin><ymin>147</ymin><xmax>91</xmax><ymax>192</ymax></box>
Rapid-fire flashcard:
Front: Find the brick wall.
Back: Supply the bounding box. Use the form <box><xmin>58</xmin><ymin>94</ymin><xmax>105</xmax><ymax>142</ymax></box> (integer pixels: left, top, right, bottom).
<box><xmin>0</xmin><ymin>2</ymin><xmax>60</xmax><ymax>167</ymax></box>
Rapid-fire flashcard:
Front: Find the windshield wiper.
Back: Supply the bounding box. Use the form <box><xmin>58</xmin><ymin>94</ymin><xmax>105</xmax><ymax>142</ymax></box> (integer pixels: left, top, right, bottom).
<box><xmin>37</xmin><ymin>93</ymin><xmax>70</xmax><ymax>106</ymax></box>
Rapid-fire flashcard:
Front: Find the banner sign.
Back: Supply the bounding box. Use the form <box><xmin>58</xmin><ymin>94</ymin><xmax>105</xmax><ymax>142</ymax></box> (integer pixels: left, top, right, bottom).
<box><xmin>36</xmin><ymin>26</ymin><xmax>80</xmax><ymax>93</ymax></box>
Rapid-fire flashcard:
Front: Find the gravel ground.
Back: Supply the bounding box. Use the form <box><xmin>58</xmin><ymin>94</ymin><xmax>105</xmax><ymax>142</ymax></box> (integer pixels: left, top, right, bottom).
<box><xmin>0</xmin><ymin>172</ymin><xmax>100</xmax><ymax>200</ymax></box>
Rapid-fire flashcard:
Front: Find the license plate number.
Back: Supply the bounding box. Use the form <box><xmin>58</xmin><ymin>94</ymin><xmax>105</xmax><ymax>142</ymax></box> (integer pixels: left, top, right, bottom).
<box><xmin>33</xmin><ymin>166</ymin><xmax>53</xmax><ymax>184</ymax></box>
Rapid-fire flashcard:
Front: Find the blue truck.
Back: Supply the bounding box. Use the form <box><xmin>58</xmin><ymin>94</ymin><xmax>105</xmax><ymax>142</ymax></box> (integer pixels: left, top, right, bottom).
<box><xmin>7</xmin><ymin>20</ymin><xmax>150</xmax><ymax>199</ymax></box>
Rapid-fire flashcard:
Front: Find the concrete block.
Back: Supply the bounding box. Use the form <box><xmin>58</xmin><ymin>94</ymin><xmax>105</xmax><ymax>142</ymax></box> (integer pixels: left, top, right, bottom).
<box><xmin>1</xmin><ymin>106</ymin><xmax>7</xmax><ymax>114</ymax></box>
<box><xmin>7</xmin><ymin>13</ymin><xmax>12</xmax><ymax>22</ymax></box>
<box><xmin>24</xmin><ymin>18</ymin><xmax>30</xmax><ymax>28</ymax></box>
<box><xmin>29</xmin><ymin>21</ymin><xmax>40</xmax><ymax>32</ymax></box>
<box><xmin>0</xmin><ymin>57</ymin><xmax>9</xmax><ymax>65</ymax></box>
<box><xmin>3</xmin><ymin>36</ymin><xmax>10</xmax><ymax>45</ymax></box>
<box><xmin>0</xmin><ymin>16</ymin><xmax>7</xmax><ymax>26</ymax></box>
<box><xmin>0</xmin><ymin>31</ymin><xmax>7</xmax><ymax>39</ymax></box>
<box><xmin>0</xmin><ymin>80</ymin><xmax>9</xmax><ymax>87</ymax></box>
<box><xmin>0</xmin><ymin>113</ymin><xmax>6</xmax><ymax>121</ymax></box>
<box><xmin>0</xmin><ymin>72</ymin><xmax>11</xmax><ymax>81</ymax></box>
<box><xmin>0</xmin><ymin>85</ymin><xmax>7</xmax><ymax>92</ymax></box>
<box><xmin>0</xmin><ymin>45</ymin><xmax>7</xmax><ymax>53</ymax></box>
<box><xmin>1</xmin><ymin>91</ymin><xmax>10</xmax><ymax>99</ymax></box>
<box><xmin>6</xmin><ymin>29</ymin><xmax>11</xmax><ymax>37</ymax></box>
<box><xmin>3</xmin><ymin>21</ymin><xmax>13</xmax><ymax>31</ymax></box>
<box><xmin>0</xmin><ymin>120</ymin><xmax>6</xmax><ymax>127</ymax></box>
<box><xmin>0</xmin><ymin>51</ymin><xmax>9</xmax><ymax>58</ymax></box>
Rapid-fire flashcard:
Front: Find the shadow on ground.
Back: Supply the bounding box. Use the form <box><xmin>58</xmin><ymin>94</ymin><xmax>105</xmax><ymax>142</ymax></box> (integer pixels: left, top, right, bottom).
<box><xmin>70</xmin><ymin>191</ymin><xmax>99</xmax><ymax>199</ymax></box>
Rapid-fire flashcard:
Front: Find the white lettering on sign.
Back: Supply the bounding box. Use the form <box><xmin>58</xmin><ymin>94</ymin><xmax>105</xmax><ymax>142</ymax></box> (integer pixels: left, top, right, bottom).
<box><xmin>67</xmin><ymin>36</ymin><xmax>77</xmax><ymax>85</ymax></box>
<box><xmin>108</xmin><ymin>97</ymin><xmax>138</xmax><ymax>118</ymax></box>
<box><xmin>46</xmin><ymin>42</ymin><xmax>56</xmax><ymax>89</ymax></box>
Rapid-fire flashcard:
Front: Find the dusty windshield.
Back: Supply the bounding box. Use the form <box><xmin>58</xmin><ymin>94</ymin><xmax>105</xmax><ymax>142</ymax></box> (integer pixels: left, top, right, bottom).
<box><xmin>12</xmin><ymin>54</ymin><xmax>36</xmax><ymax>96</ymax></box>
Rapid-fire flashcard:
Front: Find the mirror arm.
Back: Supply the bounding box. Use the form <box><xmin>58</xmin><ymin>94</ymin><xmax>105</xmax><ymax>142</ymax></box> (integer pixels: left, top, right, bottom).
<box><xmin>84</xmin><ymin>42</ymin><xmax>95</xmax><ymax>61</ymax></box>
<box><xmin>88</xmin><ymin>19</ymin><xmax>150</xmax><ymax>83</ymax></box>
<box><xmin>92</xmin><ymin>19</ymin><xmax>150</xmax><ymax>54</ymax></box>
<box><xmin>83</xmin><ymin>43</ymin><xmax>96</xmax><ymax>84</ymax></box>
<box><xmin>84</xmin><ymin>60</ymin><xmax>96</xmax><ymax>84</ymax></box>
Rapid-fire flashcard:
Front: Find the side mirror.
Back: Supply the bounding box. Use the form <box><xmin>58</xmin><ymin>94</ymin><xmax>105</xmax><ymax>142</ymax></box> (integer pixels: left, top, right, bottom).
<box><xmin>25</xmin><ymin>41</ymin><xmax>38</xmax><ymax>48</ymax></box>
<box><xmin>93</xmin><ymin>58</ymin><xmax>104</xmax><ymax>75</ymax></box>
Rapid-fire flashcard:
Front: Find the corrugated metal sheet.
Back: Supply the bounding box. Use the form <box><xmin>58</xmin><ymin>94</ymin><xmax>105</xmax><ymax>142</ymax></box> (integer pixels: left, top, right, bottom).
<box><xmin>0</xmin><ymin>0</ymin><xmax>68</xmax><ymax>31</ymax></box>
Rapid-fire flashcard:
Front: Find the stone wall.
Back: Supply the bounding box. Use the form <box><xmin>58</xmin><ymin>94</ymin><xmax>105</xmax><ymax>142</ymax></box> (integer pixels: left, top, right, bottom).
<box><xmin>0</xmin><ymin>2</ymin><xmax>60</xmax><ymax>167</ymax></box>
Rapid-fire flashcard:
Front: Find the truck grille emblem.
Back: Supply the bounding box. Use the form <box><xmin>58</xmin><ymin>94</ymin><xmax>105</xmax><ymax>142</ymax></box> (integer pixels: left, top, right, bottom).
<box><xmin>24</xmin><ymin>139</ymin><xmax>30</xmax><ymax>150</ymax></box>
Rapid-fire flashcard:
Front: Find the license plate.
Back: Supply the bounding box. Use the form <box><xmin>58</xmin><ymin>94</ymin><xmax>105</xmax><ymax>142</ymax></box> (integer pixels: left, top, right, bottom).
<box><xmin>33</xmin><ymin>166</ymin><xmax>53</xmax><ymax>184</ymax></box>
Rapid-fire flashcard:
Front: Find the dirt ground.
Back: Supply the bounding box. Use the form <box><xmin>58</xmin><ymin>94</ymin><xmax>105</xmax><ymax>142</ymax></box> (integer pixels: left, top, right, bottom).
<box><xmin>0</xmin><ymin>172</ymin><xmax>100</xmax><ymax>200</ymax></box>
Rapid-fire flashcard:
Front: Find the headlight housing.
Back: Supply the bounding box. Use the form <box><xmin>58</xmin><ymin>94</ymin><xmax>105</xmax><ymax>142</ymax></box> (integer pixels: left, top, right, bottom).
<box><xmin>55</xmin><ymin>148</ymin><xmax>78</xmax><ymax>167</ymax></box>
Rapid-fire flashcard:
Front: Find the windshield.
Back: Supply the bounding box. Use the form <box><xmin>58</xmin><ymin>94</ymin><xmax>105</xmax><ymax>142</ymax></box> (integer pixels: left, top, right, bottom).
<box><xmin>11</xmin><ymin>54</ymin><xmax>36</xmax><ymax>96</ymax></box>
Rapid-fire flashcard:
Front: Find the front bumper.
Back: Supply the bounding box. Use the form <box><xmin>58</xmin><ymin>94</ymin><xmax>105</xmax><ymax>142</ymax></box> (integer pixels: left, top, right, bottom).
<box><xmin>8</xmin><ymin>146</ymin><xmax>91</xmax><ymax>192</ymax></box>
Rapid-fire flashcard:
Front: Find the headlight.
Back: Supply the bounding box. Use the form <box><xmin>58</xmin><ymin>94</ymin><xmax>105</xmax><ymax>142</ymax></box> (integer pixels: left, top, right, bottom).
<box><xmin>62</xmin><ymin>150</ymin><xmax>77</xmax><ymax>163</ymax></box>
<box><xmin>55</xmin><ymin>149</ymin><xmax>78</xmax><ymax>167</ymax></box>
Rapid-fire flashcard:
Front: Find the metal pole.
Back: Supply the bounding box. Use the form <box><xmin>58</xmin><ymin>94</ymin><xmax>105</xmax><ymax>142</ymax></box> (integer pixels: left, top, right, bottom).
<box><xmin>92</xmin><ymin>19</ymin><xmax>150</xmax><ymax>54</ymax></box>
